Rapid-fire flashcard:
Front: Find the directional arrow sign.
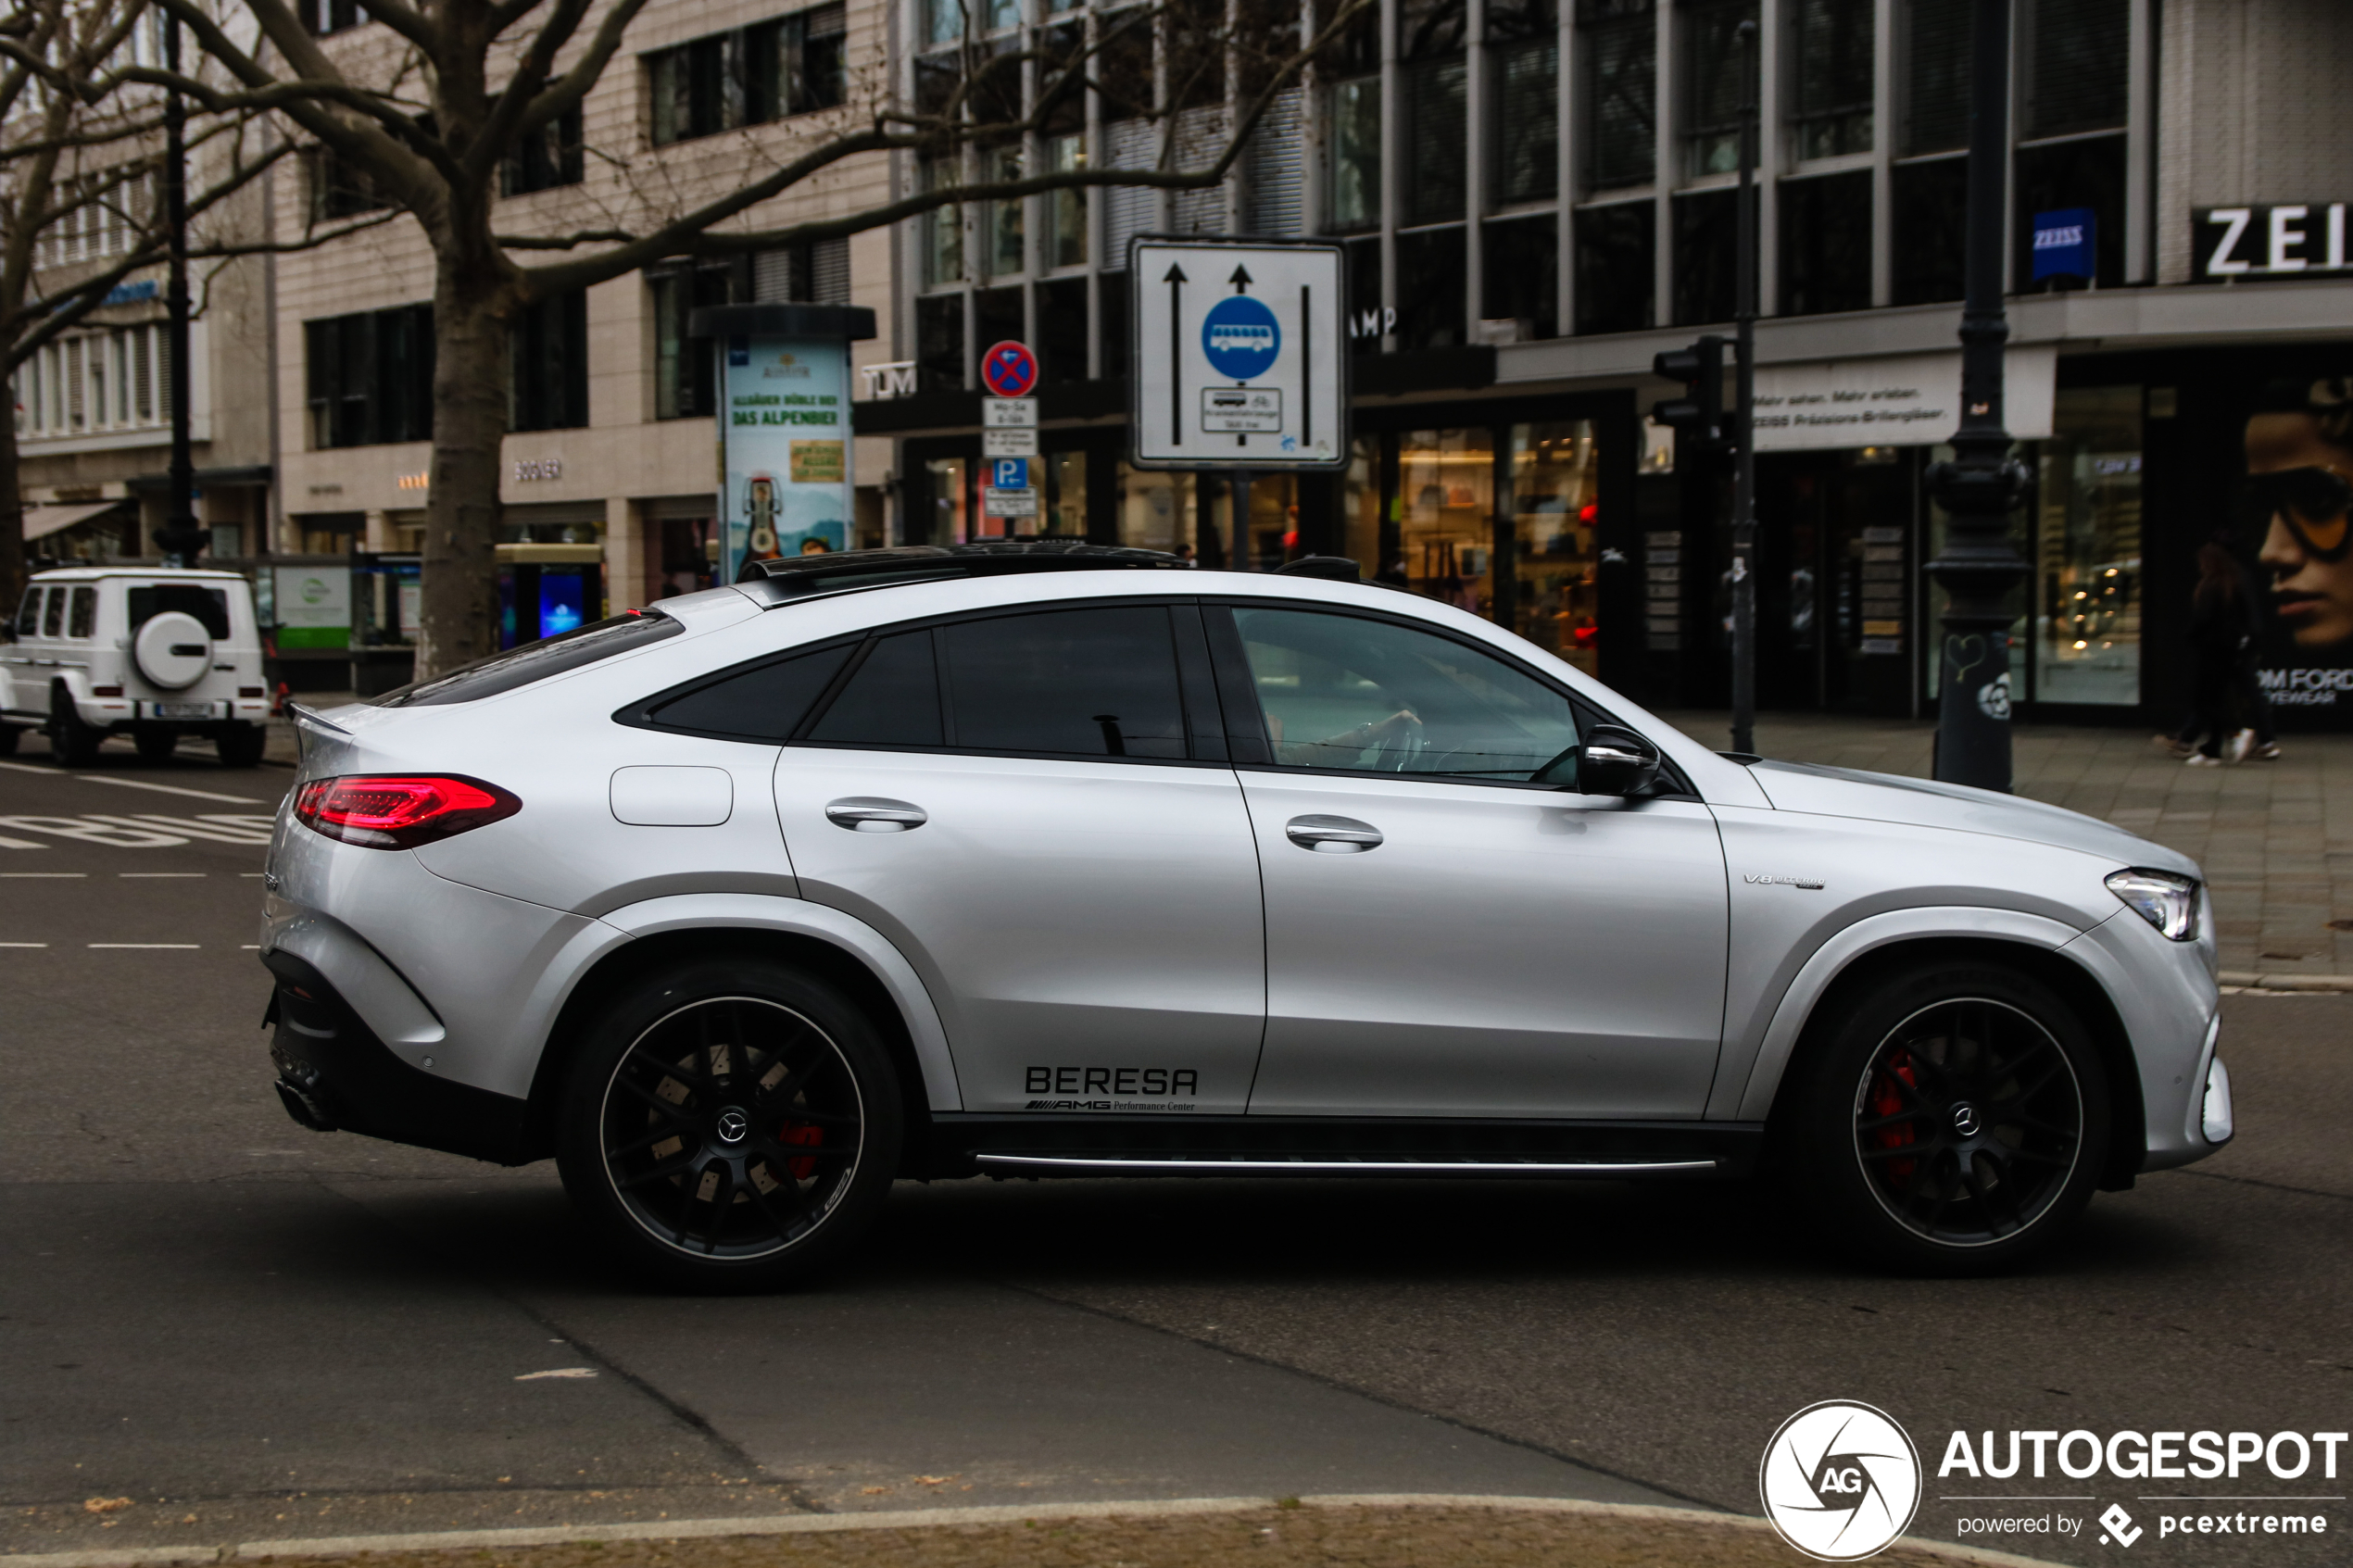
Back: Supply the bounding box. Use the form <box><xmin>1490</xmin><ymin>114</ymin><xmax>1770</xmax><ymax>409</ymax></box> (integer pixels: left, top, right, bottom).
<box><xmin>1130</xmin><ymin>236</ymin><xmax>1347</xmax><ymax>471</ymax></box>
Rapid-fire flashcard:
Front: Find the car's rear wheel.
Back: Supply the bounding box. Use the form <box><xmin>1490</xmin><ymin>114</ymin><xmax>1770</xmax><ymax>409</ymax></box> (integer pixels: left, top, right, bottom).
<box><xmin>216</xmin><ymin>722</ymin><xmax>266</xmax><ymax>768</ymax></box>
<box><xmin>1786</xmin><ymin>960</ymin><xmax>2108</xmax><ymax>1274</ymax></box>
<box><xmin>48</xmin><ymin>686</ymin><xmax>101</xmax><ymax>767</ymax></box>
<box><xmin>555</xmin><ymin>957</ymin><xmax>901</xmax><ymax>1290</ymax></box>
<box><xmin>0</xmin><ymin>723</ymin><xmax>19</xmax><ymax>756</ymax></box>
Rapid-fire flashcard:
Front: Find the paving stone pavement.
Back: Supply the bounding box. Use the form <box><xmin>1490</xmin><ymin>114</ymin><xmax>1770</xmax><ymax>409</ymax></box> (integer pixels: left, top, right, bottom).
<box><xmin>1661</xmin><ymin>709</ymin><xmax>2353</xmax><ymax>978</ymax></box>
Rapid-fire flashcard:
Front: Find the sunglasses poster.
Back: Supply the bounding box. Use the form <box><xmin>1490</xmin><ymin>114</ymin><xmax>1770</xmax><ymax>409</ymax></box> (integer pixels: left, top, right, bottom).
<box><xmin>2235</xmin><ymin>374</ymin><xmax>2353</xmax><ymax>719</ymax></box>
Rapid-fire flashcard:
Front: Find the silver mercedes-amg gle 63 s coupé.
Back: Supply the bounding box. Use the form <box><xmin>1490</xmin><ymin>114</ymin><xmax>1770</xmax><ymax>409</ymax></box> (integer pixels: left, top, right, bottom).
<box><xmin>260</xmin><ymin>545</ymin><xmax>2229</xmax><ymax>1287</ymax></box>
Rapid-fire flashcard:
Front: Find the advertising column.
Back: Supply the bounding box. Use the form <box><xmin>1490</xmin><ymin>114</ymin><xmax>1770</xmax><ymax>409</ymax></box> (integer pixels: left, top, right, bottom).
<box><xmin>687</xmin><ymin>304</ymin><xmax>878</xmax><ymax>583</ymax></box>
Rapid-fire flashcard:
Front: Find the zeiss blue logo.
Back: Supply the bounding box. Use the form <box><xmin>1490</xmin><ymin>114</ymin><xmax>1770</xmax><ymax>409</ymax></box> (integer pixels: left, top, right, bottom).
<box><xmin>2031</xmin><ymin>207</ymin><xmax>2095</xmax><ymax>282</ymax></box>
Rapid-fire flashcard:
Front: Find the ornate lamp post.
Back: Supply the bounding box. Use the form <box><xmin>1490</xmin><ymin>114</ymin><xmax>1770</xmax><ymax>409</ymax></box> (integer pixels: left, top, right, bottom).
<box><xmin>1925</xmin><ymin>0</ymin><xmax>2031</xmax><ymax>790</ymax></box>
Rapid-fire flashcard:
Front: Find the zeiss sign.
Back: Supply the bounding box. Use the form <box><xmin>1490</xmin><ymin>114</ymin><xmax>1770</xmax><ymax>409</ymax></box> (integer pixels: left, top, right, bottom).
<box><xmin>2030</xmin><ymin>208</ymin><xmax>2095</xmax><ymax>282</ymax></box>
<box><xmin>2195</xmin><ymin>203</ymin><xmax>2353</xmax><ymax>281</ymax></box>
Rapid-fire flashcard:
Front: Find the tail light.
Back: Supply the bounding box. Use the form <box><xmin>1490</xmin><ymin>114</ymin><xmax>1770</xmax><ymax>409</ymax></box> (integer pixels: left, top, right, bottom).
<box><xmin>239</xmin><ymin>686</ymin><xmax>266</xmax><ymax>697</ymax></box>
<box><xmin>94</xmin><ymin>685</ymin><xmax>124</xmax><ymax>697</ymax></box>
<box><xmin>293</xmin><ymin>775</ymin><xmax>522</xmax><ymax>850</ymax></box>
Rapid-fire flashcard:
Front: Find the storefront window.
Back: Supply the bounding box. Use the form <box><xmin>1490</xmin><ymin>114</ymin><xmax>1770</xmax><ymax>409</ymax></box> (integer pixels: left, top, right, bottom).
<box><xmin>927</xmin><ymin>456</ymin><xmax>970</xmax><ymax>544</ymax></box>
<box><xmin>1117</xmin><ymin>463</ymin><xmax>1198</xmax><ymax>558</ymax></box>
<box><xmin>1399</xmin><ymin>429</ymin><xmax>1494</xmax><ymax>615</ymax></box>
<box><xmin>1507</xmin><ymin>421</ymin><xmax>1603</xmax><ymax>670</ymax></box>
<box><xmin>1240</xmin><ymin>474</ymin><xmax>1296</xmax><ymax>570</ymax></box>
<box><xmin>1342</xmin><ymin>437</ymin><xmax>1383</xmax><ymax>574</ymax></box>
<box><xmin>1044</xmin><ymin>451</ymin><xmax>1087</xmax><ymax>536</ymax></box>
<box><xmin>2032</xmin><ymin>386</ymin><xmax>2143</xmax><ymax>705</ymax></box>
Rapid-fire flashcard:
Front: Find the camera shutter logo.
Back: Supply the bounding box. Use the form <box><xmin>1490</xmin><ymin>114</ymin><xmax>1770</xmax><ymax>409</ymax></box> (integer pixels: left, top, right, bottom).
<box><xmin>1759</xmin><ymin>1401</ymin><xmax>1922</xmax><ymax>1561</ymax></box>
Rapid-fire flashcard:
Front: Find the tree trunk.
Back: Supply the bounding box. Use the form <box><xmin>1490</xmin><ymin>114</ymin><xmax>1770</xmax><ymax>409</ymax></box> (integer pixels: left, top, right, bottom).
<box><xmin>0</xmin><ymin>416</ymin><xmax>25</xmax><ymax>616</ymax></box>
<box><xmin>416</xmin><ymin>250</ymin><xmax>512</xmax><ymax>681</ymax></box>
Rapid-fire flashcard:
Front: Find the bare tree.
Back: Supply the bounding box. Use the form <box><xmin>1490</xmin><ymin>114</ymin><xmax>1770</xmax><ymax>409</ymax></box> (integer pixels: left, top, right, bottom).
<box><xmin>0</xmin><ymin>0</ymin><xmax>390</xmax><ymax>608</ymax></box>
<box><xmin>144</xmin><ymin>0</ymin><xmax>1363</xmax><ymax>679</ymax></box>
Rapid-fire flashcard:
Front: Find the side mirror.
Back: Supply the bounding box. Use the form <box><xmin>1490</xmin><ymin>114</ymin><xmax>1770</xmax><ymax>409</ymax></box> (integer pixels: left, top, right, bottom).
<box><xmin>1572</xmin><ymin>724</ymin><xmax>1661</xmax><ymax>797</ymax></box>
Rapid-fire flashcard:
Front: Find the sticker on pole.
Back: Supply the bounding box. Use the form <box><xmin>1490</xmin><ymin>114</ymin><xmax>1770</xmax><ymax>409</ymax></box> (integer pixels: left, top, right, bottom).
<box><xmin>982</xmin><ymin>341</ymin><xmax>1038</xmax><ymax>398</ymax></box>
<box><xmin>1130</xmin><ymin>236</ymin><xmax>1347</xmax><ymax>470</ymax></box>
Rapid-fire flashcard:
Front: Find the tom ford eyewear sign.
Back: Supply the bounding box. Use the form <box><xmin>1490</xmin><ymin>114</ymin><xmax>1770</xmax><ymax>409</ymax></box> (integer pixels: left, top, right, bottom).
<box><xmin>2195</xmin><ymin>205</ymin><xmax>2353</xmax><ymax>282</ymax></box>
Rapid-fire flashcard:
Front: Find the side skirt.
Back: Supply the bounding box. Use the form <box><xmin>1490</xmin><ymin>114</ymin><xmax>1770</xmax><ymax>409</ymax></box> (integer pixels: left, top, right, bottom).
<box><xmin>919</xmin><ymin>1114</ymin><xmax>1762</xmax><ymax>1181</ymax></box>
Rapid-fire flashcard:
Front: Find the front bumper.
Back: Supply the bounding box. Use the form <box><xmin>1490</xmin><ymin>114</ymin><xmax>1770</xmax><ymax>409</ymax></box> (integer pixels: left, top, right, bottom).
<box><xmin>262</xmin><ymin>948</ymin><xmax>537</xmax><ymax>1165</ymax></box>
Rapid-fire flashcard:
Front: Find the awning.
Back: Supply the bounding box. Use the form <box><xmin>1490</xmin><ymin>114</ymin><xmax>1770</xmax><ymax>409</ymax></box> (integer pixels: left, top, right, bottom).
<box><xmin>24</xmin><ymin>500</ymin><xmax>130</xmax><ymax>541</ymax></box>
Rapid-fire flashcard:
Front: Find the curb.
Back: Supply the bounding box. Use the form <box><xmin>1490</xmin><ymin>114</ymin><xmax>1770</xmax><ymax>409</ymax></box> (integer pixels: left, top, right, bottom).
<box><xmin>2218</xmin><ymin>970</ymin><xmax>2353</xmax><ymax>993</ymax></box>
<box><xmin>0</xmin><ymin>1493</ymin><xmax>2064</xmax><ymax>1568</ymax></box>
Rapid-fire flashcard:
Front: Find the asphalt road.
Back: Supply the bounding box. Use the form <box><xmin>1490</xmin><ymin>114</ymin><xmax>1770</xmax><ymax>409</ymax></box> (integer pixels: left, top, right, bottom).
<box><xmin>2</xmin><ymin>733</ymin><xmax>2347</xmax><ymax>1568</ymax></box>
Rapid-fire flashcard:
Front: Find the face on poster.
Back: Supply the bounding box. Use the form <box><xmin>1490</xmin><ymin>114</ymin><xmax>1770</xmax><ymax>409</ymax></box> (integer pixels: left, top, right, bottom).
<box><xmin>720</xmin><ymin>336</ymin><xmax>850</xmax><ymax>583</ymax></box>
<box><xmin>2238</xmin><ymin>376</ymin><xmax>2353</xmax><ymax>717</ymax></box>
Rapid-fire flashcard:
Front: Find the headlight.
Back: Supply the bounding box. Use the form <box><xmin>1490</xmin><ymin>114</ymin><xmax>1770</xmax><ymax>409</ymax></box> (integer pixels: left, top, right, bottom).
<box><xmin>2105</xmin><ymin>868</ymin><xmax>2201</xmax><ymax>941</ymax></box>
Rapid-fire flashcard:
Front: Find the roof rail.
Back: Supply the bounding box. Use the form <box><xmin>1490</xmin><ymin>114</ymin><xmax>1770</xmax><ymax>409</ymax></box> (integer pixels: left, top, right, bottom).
<box><xmin>737</xmin><ymin>541</ymin><xmax>1191</xmax><ymax>600</ymax></box>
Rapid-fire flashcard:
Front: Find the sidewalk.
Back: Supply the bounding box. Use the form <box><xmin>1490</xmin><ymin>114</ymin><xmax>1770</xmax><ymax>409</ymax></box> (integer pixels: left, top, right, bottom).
<box><xmin>1659</xmin><ymin>709</ymin><xmax>2353</xmax><ymax>981</ymax></box>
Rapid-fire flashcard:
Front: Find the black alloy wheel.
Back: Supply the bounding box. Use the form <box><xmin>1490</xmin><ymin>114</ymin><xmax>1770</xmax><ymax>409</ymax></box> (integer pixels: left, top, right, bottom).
<box><xmin>48</xmin><ymin>685</ymin><xmax>101</xmax><ymax>767</ymax></box>
<box><xmin>1850</xmin><ymin>998</ymin><xmax>2084</xmax><ymax>1248</ymax></box>
<box><xmin>557</xmin><ymin>959</ymin><xmax>901</xmax><ymax>1288</ymax></box>
<box><xmin>1787</xmin><ymin>961</ymin><xmax>2108</xmax><ymax>1274</ymax></box>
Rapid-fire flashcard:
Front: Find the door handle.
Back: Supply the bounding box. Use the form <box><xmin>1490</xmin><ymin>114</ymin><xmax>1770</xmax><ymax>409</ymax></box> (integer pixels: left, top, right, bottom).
<box><xmin>824</xmin><ymin>797</ymin><xmax>928</xmax><ymax>833</ymax></box>
<box><xmin>1284</xmin><ymin>814</ymin><xmax>1382</xmax><ymax>852</ymax></box>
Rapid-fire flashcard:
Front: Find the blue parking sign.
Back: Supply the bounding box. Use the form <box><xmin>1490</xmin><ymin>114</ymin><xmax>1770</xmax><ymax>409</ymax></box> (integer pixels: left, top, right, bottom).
<box><xmin>992</xmin><ymin>458</ymin><xmax>1028</xmax><ymax>491</ymax></box>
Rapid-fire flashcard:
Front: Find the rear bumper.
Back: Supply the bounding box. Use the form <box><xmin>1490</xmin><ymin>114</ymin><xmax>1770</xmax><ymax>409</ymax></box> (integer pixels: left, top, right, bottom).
<box><xmin>262</xmin><ymin>948</ymin><xmax>538</xmax><ymax>1165</ymax></box>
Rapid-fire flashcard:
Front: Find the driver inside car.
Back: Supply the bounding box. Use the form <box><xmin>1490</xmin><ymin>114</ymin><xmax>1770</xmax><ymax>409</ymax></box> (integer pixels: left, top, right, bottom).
<box><xmin>1267</xmin><ymin>706</ymin><xmax>1424</xmax><ymax>767</ymax></box>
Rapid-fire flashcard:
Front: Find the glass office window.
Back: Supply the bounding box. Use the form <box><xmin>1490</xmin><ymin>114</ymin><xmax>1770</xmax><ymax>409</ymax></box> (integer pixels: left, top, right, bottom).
<box><xmin>1574</xmin><ymin>201</ymin><xmax>1655</xmax><ymax>335</ymax></box>
<box><xmin>1793</xmin><ymin>0</ymin><xmax>1873</xmax><ymax>158</ymax></box>
<box><xmin>1682</xmin><ymin>0</ymin><xmax>1757</xmax><ymax>179</ymax></box>
<box><xmin>2032</xmin><ymin>386</ymin><xmax>2143</xmax><ymax>706</ymax></box>
<box><xmin>1891</xmin><ymin>157</ymin><xmax>1968</xmax><ymax>305</ymax></box>
<box><xmin>1484</xmin><ymin>215</ymin><xmax>1560</xmax><ymax>340</ymax></box>
<box><xmin>1671</xmin><ymin>188</ymin><xmax>1739</xmax><ymax>325</ymax></box>
<box><xmin>1579</xmin><ymin>0</ymin><xmax>1655</xmax><ymax>191</ymax></box>
<box><xmin>1396</xmin><ymin>228</ymin><xmax>1467</xmax><ymax>351</ymax></box>
<box><xmin>1903</xmin><ymin>0</ymin><xmax>1969</xmax><ymax>155</ymax></box>
<box><xmin>2028</xmin><ymin>0</ymin><xmax>2128</xmax><ymax>141</ymax></box>
<box><xmin>2014</xmin><ymin>135</ymin><xmax>2126</xmax><ymax>291</ymax></box>
<box><xmin>1489</xmin><ymin>1</ymin><xmax>1558</xmax><ymax>208</ymax></box>
<box><xmin>1779</xmin><ymin>171</ymin><xmax>1872</xmax><ymax>316</ymax></box>
<box><xmin>1328</xmin><ymin>78</ymin><xmax>1382</xmax><ymax>229</ymax></box>
<box><xmin>1401</xmin><ymin>57</ymin><xmax>1468</xmax><ymax>226</ymax></box>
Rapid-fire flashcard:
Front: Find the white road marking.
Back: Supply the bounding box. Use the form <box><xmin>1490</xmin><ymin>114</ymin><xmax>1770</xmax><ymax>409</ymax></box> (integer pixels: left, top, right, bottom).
<box><xmin>0</xmin><ymin>872</ymin><xmax>82</xmax><ymax>877</ymax></box>
<box><xmin>122</xmin><ymin>812</ymin><xmax>278</xmax><ymax>844</ymax></box>
<box><xmin>87</xmin><ymin>943</ymin><xmax>201</xmax><ymax>949</ymax></box>
<box><xmin>120</xmin><ymin>872</ymin><xmax>206</xmax><ymax>878</ymax></box>
<box><xmin>0</xmin><ymin>760</ymin><xmax>271</xmax><ymax>806</ymax></box>
<box><xmin>240</xmin><ymin>872</ymin><xmax>267</xmax><ymax>877</ymax></box>
<box><xmin>0</xmin><ymin>834</ymin><xmax>47</xmax><ymax>849</ymax></box>
<box><xmin>0</xmin><ymin>815</ymin><xmax>186</xmax><ymax>847</ymax></box>
<box><xmin>0</xmin><ymin>942</ymin><xmax>50</xmax><ymax>948</ymax></box>
<box><xmin>513</xmin><ymin>1368</ymin><xmax>598</xmax><ymax>1381</ymax></box>
<box><xmin>241</xmin><ymin>944</ymin><xmax>261</xmax><ymax>949</ymax></box>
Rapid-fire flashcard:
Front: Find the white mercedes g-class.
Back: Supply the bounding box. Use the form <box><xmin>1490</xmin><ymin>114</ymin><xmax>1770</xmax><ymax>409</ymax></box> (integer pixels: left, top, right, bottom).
<box><xmin>1</xmin><ymin>566</ymin><xmax>271</xmax><ymax>767</ymax></box>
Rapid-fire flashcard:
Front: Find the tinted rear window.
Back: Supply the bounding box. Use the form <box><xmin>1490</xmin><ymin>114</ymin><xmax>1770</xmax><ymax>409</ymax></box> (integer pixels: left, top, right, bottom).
<box><xmin>378</xmin><ymin>610</ymin><xmax>683</xmax><ymax>707</ymax></box>
<box><xmin>937</xmin><ymin>607</ymin><xmax>1187</xmax><ymax>759</ymax></box>
<box><xmin>804</xmin><ymin>631</ymin><xmax>943</xmax><ymax>747</ymax></box>
<box><xmin>128</xmin><ymin>584</ymin><xmax>231</xmax><ymax>639</ymax></box>
<box><xmin>648</xmin><ymin>643</ymin><xmax>855</xmax><ymax>740</ymax></box>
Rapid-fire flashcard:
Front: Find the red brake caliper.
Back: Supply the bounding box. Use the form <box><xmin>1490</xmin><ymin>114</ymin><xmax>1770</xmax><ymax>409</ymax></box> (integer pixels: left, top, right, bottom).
<box><xmin>780</xmin><ymin>1123</ymin><xmax>823</xmax><ymax>1180</ymax></box>
<box><xmin>1869</xmin><ymin>1048</ymin><xmax>1919</xmax><ymax>1185</ymax></box>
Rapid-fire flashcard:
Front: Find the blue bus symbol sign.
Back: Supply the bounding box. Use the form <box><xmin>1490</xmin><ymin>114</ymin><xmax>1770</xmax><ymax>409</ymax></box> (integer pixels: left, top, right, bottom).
<box><xmin>1201</xmin><ymin>296</ymin><xmax>1281</xmax><ymax>381</ymax></box>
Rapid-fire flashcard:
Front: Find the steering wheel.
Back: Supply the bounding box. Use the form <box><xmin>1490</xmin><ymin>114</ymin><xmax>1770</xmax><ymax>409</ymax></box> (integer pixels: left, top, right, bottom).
<box><xmin>1371</xmin><ymin>715</ymin><xmax>1428</xmax><ymax>772</ymax></box>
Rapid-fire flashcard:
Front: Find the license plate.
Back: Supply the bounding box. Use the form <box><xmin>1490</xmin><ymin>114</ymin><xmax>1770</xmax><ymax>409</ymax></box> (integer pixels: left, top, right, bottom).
<box><xmin>152</xmin><ymin>702</ymin><xmax>215</xmax><ymax>720</ymax></box>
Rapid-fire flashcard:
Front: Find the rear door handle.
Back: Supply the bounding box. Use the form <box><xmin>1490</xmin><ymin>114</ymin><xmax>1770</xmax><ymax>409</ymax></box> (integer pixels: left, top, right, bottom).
<box><xmin>824</xmin><ymin>797</ymin><xmax>927</xmax><ymax>832</ymax></box>
<box><xmin>1284</xmin><ymin>814</ymin><xmax>1382</xmax><ymax>852</ymax></box>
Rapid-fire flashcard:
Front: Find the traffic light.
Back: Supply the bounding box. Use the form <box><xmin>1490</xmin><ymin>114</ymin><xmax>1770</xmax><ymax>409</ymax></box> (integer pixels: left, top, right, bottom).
<box><xmin>1652</xmin><ymin>336</ymin><xmax>1728</xmax><ymax>453</ymax></box>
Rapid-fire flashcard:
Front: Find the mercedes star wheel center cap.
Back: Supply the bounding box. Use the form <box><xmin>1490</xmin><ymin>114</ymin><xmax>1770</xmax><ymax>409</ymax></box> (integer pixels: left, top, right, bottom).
<box><xmin>715</xmin><ymin>1107</ymin><xmax>751</xmax><ymax>1145</ymax></box>
<box><xmin>1951</xmin><ymin>1102</ymin><xmax>1981</xmax><ymax>1137</ymax></box>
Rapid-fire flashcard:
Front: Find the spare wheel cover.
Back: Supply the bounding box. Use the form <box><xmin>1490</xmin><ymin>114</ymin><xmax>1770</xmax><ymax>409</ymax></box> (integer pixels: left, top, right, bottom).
<box><xmin>132</xmin><ymin>610</ymin><xmax>213</xmax><ymax>690</ymax></box>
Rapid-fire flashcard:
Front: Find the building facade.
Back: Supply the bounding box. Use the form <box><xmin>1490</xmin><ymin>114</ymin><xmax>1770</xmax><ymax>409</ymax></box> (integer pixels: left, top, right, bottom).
<box><xmin>264</xmin><ymin>0</ymin><xmax>901</xmax><ymax>689</ymax></box>
<box><xmin>866</xmin><ymin>0</ymin><xmax>2353</xmax><ymax>732</ymax></box>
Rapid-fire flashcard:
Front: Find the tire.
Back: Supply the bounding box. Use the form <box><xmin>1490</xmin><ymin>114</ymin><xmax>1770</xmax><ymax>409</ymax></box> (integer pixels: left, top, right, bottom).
<box><xmin>0</xmin><ymin>724</ymin><xmax>19</xmax><ymax>757</ymax></box>
<box><xmin>134</xmin><ymin>727</ymin><xmax>179</xmax><ymax>762</ymax></box>
<box><xmin>1783</xmin><ymin>960</ymin><xmax>2109</xmax><ymax>1275</ymax></box>
<box><xmin>48</xmin><ymin>686</ymin><xmax>102</xmax><ymax>767</ymax></box>
<box><xmin>216</xmin><ymin>722</ymin><xmax>267</xmax><ymax>769</ymax></box>
<box><xmin>555</xmin><ymin>957</ymin><xmax>902</xmax><ymax>1290</ymax></box>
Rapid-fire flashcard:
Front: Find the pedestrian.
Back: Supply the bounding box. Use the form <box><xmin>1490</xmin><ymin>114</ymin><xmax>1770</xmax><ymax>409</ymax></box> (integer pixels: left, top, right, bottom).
<box><xmin>2179</xmin><ymin>542</ymin><xmax>2252</xmax><ymax>766</ymax></box>
<box><xmin>2157</xmin><ymin>533</ymin><xmax>2280</xmax><ymax>761</ymax></box>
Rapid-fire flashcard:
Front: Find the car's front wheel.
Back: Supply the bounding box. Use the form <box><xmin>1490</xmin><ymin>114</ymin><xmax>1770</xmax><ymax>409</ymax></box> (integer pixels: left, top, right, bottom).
<box><xmin>555</xmin><ymin>956</ymin><xmax>902</xmax><ymax>1290</ymax></box>
<box><xmin>1786</xmin><ymin>960</ymin><xmax>2109</xmax><ymax>1274</ymax></box>
<box><xmin>48</xmin><ymin>686</ymin><xmax>101</xmax><ymax>767</ymax></box>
